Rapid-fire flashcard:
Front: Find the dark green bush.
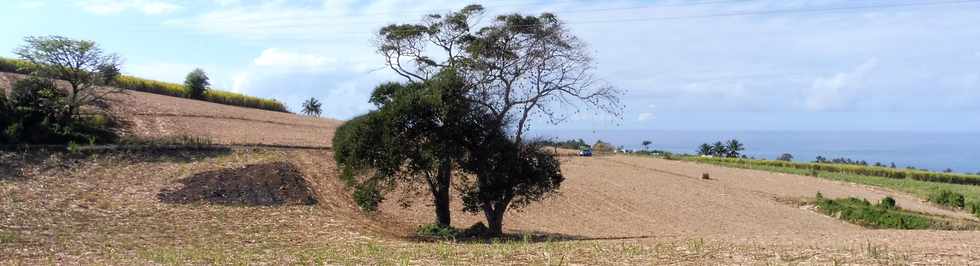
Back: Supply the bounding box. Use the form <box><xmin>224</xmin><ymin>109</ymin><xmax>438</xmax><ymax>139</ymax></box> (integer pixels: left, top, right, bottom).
<box><xmin>416</xmin><ymin>224</ymin><xmax>460</xmax><ymax>240</ymax></box>
<box><xmin>929</xmin><ymin>190</ymin><xmax>966</xmax><ymax>209</ymax></box>
<box><xmin>2</xmin><ymin>77</ymin><xmax>117</xmax><ymax>145</ymax></box>
<box><xmin>969</xmin><ymin>202</ymin><xmax>980</xmax><ymax>218</ymax></box>
<box><xmin>816</xmin><ymin>196</ymin><xmax>930</xmax><ymax>229</ymax></box>
<box><xmin>878</xmin><ymin>196</ymin><xmax>896</xmax><ymax>209</ymax></box>
<box><xmin>352</xmin><ymin>182</ymin><xmax>384</xmax><ymax>212</ymax></box>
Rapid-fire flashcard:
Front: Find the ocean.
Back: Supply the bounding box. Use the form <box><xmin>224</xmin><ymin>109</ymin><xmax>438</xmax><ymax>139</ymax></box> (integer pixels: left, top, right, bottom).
<box><xmin>531</xmin><ymin>129</ymin><xmax>980</xmax><ymax>173</ymax></box>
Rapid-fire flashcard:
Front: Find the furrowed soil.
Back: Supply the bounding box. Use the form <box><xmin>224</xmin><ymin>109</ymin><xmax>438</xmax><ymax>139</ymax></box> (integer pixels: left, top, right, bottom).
<box><xmin>1</xmin><ymin>71</ymin><xmax>979</xmax><ymax>264</ymax></box>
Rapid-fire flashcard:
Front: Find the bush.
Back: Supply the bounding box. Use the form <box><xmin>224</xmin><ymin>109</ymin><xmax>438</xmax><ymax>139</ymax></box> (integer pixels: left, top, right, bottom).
<box><xmin>184</xmin><ymin>69</ymin><xmax>209</xmax><ymax>100</ymax></box>
<box><xmin>878</xmin><ymin>196</ymin><xmax>896</xmax><ymax>209</ymax></box>
<box><xmin>928</xmin><ymin>190</ymin><xmax>965</xmax><ymax>209</ymax></box>
<box><xmin>416</xmin><ymin>224</ymin><xmax>460</xmax><ymax>240</ymax></box>
<box><xmin>352</xmin><ymin>182</ymin><xmax>384</xmax><ymax>212</ymax></box>
<box><xmin>1</xmin><ymin>77</ymin><xmax>118</xmax><ymax>145</ymax></box>
<box><xmin>968</xmin><ymin>202</ymin><xmax>980</xmax><ymax>218</ymax></box>
<box><xmin>816</xmin><ymin>196</ymin><xmax>930</xmax><ymax>229</ymax></box>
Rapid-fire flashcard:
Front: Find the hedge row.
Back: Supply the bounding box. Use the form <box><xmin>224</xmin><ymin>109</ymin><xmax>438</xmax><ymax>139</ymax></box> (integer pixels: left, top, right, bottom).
<box><xmin>0</xmin><ymin>57</ymin><xmax>288</xmax><ymax>113</ymax></box>
<box><xmin>685</xmin><ymin>156</ymin><xmax>980</xmax><ymax>186</ymax></box>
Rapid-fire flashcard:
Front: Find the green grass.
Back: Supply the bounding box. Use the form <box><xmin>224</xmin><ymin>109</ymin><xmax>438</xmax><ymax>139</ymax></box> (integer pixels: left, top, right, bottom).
<box><xmin>679</xmin><ymin>156</ymin><xmax>980</xmax><ymax>211</ymax></box>
<box><xmin>815</xmin><ymin>195</ymin><xmax>932</xmax><ymax>229</ymax></box>
<box><xmin>1</xmin><ymin>57</ymin><xmax>288</xmax><ymax>113</ymax></box>
<box><xmin>683</xmin><ymin>156</ymin><xmax>980</xmax><ymax>185</ymax></box>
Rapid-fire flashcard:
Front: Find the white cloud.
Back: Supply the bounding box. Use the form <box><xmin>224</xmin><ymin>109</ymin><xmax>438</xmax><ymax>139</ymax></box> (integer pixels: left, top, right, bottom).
<box><xmin>803</xmin><ymin>58</ymin><xmax>878</xmax><ymax>111</ymax></box>
<box><xmin>637</xmin><ymin>112</ymin><xmax>655</xmax><ymax>121</ymax></box>
<box><xmin>76</xmin><ymin>0</ymin><xmax>179</xmax><ymax>15</ymax></box>
<box><xmin>253</xmin><ymin>48</ymin><xmax>336</xmax><ymax>72</ymax></box>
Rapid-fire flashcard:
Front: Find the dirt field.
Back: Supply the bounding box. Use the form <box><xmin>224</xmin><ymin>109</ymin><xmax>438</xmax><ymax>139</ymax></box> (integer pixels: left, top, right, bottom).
<box><xmin>3</xmin><ymin>71</ymin><xmax>980</xmax><ymax>263</ymax></box>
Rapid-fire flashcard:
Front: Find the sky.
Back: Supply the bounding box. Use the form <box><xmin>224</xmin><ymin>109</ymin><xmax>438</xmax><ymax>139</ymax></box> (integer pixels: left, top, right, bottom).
<box><xmin>2</xmin><ymin>0</ymin><xmax>979</xmax><ymax>132</ymax></box>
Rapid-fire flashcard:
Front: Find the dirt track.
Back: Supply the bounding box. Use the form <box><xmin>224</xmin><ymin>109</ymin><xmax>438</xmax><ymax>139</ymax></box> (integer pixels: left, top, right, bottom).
<box><xmin>380</xmin><ymin>154</ymin><xmax>980</xmax><ymax>253</ymax></box>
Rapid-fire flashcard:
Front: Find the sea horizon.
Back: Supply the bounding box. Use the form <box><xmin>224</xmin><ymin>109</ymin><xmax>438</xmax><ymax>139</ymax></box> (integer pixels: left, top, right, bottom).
<box><xmin>531</xmin><ymin>129</ymin><xmax>980</xmax><ymax>173</ymax></box>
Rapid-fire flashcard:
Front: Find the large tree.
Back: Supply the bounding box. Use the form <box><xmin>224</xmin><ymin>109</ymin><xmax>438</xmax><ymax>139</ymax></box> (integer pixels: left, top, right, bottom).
<box><xmin>377</xmin><ymin>5</ymin><xmax>621</xmax><ymax>236</ymax></box>
<box><xmin>14</xmin><ymin>36</ymin><xmax>121</xmax><ymax>120</ymax></box>
<box><xmin>334</xmin><ymin>70</ymin><xmax>476</xmax><ymax>227</ymax></box>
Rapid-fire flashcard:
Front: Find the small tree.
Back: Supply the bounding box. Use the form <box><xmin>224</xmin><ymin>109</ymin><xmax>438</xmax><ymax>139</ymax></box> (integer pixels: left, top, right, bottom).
<box><xmin>777</xmin><ymin>153</ymin><xmax>793</xmax><ymax>161</ymax></box>
<box><xmin>697</xmin><ymin>143</ymin><xmax>712</xmax><ymax>156</ymax></box>
<box><xmin>725</xmin><ymin>139</ymin><xmax>744</xmax><ymax>158</ymax></box>
<box><xmin>15</xmin><ymin>36</ymin><xmax>122</xmax><ymax>120</ymax></box>
<box><xmin>301</xmin><ymin>97</ymin><xmax>322</xmax><ymax>117</ymax></box>
<box><xmin>711</xmin><ymin>141</ymin><xmax>727</xmax><ymax>157</ymax></box>
<box><xmin>642</xmin><ymin>140</ymin><xmax>652</xmax><ymax>150</ymax></box>
<box><xmin>184</xmin><ymin>68</ymin><xmax>209</xmax><ymax>99</ymax></box>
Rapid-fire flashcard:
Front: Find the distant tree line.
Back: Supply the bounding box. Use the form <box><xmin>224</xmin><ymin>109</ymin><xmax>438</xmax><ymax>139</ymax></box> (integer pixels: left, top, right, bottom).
<box><xmin>540</xmin><ymin>138</ymin><xmax>589</xmax><ymax>150</ymax></box>
<box><xmin>696</xmin><ymin>139</ymin><xmax>745</xmax><ymax>158</ymax></box>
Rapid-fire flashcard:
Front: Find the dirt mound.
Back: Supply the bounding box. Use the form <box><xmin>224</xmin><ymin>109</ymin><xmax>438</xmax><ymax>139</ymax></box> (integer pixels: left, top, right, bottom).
<box><xmin>158</xmin><ymin>162</ymin><xmax>318</xmax><ymax>206</ymax></box>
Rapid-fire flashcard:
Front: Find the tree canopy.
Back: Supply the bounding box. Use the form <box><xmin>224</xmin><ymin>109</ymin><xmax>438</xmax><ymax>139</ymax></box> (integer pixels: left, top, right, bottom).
<box><xmin>301</xmin><ymin>97</ymin><xmax>323</xmax><ymax>117</ymax></box>
<box><xmin>184</xmin><ymin>68</ymin><xmax>209</xmax><ymax>100</ymax></box>
<box><xmin>15</xmin><ymin>35</ymin><xmax>122</xmax><ymax>119</ymax></box>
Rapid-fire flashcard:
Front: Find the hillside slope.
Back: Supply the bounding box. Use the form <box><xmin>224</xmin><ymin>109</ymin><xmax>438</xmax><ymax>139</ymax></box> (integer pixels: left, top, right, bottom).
<box><xmin>0</xmin><ymin>72</ymin><xmax>341</xmax><ymax>147</ymax></box>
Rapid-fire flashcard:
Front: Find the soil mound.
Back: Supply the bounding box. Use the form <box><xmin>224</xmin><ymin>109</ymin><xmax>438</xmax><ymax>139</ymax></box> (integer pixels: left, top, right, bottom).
<box><xmin>159</xmin><ymin>162</ymin><xmax>318</xmax><ymax>206</ymax></box>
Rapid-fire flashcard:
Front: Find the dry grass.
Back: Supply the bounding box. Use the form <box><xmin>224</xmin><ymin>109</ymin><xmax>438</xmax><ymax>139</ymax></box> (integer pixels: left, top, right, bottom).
<box><xmin>3</xmin><ymin>149</ymin><xmax>978</xmax><ymax>264</ymax></box>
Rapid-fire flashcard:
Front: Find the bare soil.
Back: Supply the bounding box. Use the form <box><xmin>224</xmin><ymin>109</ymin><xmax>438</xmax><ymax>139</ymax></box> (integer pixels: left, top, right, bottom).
<box><xmin>157</xmin><ymin>161</ymin><xmax>318</xmax><ymax>206</ymax></box>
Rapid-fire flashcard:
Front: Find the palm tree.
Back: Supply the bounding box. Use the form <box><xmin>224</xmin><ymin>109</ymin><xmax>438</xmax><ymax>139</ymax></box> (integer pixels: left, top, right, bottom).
<box><xmin>642</xmin><ymin>140</ymin><xmax>652</xmax><ymax>150</ymax></box>
<box><xmin>697</xmin><ymin>143</ymin><xmax>712</xmax><ymax>156</ymax></box>
<box><xmin>302</xmin><ymin>97</ymin><xmax>322</xmax><ymax>117</ymax></box>
<box><xmin>725</xmin><ymin>139</ymin><xmax>744</xmax><ymax>158</ymax></box>
<box><xmin>711</xmin><ymin>141</ymin><xmax>727</xmax><ymax>157</ymax></box>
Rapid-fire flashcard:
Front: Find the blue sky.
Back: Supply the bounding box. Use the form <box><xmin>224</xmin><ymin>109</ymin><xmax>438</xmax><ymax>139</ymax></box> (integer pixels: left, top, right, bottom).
<box><xmin>3</xmin><ymin>0</ymin><xmax>980</xmax><ymax>132</ymax></box>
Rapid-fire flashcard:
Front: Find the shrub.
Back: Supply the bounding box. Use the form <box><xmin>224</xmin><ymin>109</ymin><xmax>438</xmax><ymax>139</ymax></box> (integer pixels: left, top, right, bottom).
<box><xmin>2</xmin><ymin>77</ymin><xmax>118</xmax><ymax>144</ymax></box>
<box><xmin>878</xmin><ymin>196</ymin><xmax>896</xmax><ymax>209</ymax></box>
<box><xmin>184</xmin><ymin>68</ymin><xmax>209</xmax><ymax>100</ymax></box>
<box><xmin>777</xmin><ymin>153</ymin><xmax>793</xmax><ymax>161</ymax></box>
<box><xmin>416</xmin><ymin>224</ymin><xmax>460</xmax><ymax>240</ymax></box>
<box><xmin>352</xmin><ymin>182</ymin><xmax>384</xmax><ymax>212</ymax></box>
<box><xmin>816</xmin><ymin>195</ymin><xmax>930</xmax><ymax>229</ymax></box>
<box><xmin>968</xmin><ymin>202</ymin><xmax>980</xmax><ymax>218</ymax></box>
<box><xmin>928</xmin><ymin>190</ymin><xmax>965</xmax><ymax>209</ymax></box>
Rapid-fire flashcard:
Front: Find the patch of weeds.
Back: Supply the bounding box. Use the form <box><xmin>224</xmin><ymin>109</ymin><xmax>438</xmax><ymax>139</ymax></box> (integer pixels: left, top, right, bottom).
<box><xmin>865</xmin><ymin>242</ymin><xmax>885</xmax><ymax>260</ymax></box>
<box><xmin>928</xmin><ymin>189</ymin><xmax>965</xmax><ymax>209</ymax></box>
<box><xmin>969</xmin><ymin>201</ymin><xmax>980</xmax><ymax>218</ymax></box>
<box><xmin>686</xmin><ymin>238</ymin><xmax>705</xmax><ymax>254</ymax></box>
<box><xmin>0</xmin><ymin>231</ymin><xmax>17</xmax><ymax>244</ymax></box>
<box><xmin>815</xmin><ymin>195</ymin><xmax>931</xmax><ymax>229</ymax></box>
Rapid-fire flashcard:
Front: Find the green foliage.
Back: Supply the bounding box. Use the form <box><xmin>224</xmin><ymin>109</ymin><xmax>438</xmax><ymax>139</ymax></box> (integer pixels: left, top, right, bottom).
<box><xmin>697</xmin><ymin>139</ymin><xmax>744</xmax><ymax>157</ymax></box>
<box><xmin>184</xmin><ymin>68</ymin><xmax>210</xmax><ymax>100</ymax></box>
<box><xmin>878</xmin><ymin>196</ymin><xmax>896</xmax><ymax>209</ymax></box>
<box><xmin>969</xmin><ymin>201</ymin><xmax>980</xmax><ymax>218</ymax></box>
<box><xmin>928</xmin><ymin>190</ymin><xmax>965</xmax><ymax>209</ymax></box>
<box><xmin>815</xmin><ymin>196</ymin><xmax>930</xmax><ymax>229</ymax></box>
<box><xmin>352</xmin><ymin>182</ymin><xmax>384</xmax><ymax>212</ymax></box>
<box><xmin>416</xmin><ymin>224</ymin><xmax>460</xmax><ymax>240</ymax></box>
<box><xmin>777</xmin><ymin>153</ymin><xmax>794</xmax><ymax>161</ymax></box>
<box><xmin>301</xmin><ymin>97</ymin><xmax>323</xmax><ymax>116</ymax></box>
<box><xmin>682</xmin><ymin>156</ymin><xmax>980</xmax><ymax>186</ymax></box>
<box><xmin>1</xmin><ymin>77</ymin><xmax>117</xmax><ymax>144</ymax></box>
<box><xmin>540</xmin><ymin>138</ymin><xmax>588</xmax><ymax>150</ymax></box>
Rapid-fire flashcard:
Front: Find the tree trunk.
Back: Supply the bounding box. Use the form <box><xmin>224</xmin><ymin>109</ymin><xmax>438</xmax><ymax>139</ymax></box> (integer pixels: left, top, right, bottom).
<box><xmin>434</xmin><ymin>160</ymin><xmax>452</xmax><ymax>227</ymax></box>
<box><xmin>482</xmin><ymin>196</ymin><xmax>512</xmax><ymax>236</ymax></box>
